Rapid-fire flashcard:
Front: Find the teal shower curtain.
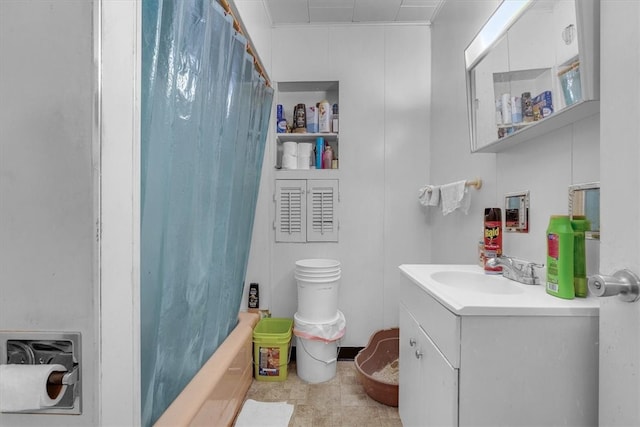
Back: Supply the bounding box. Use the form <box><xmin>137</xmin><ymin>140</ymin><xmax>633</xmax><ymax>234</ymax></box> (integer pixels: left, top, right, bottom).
<box><xmin>140</xmin><ymin>0</ymin><xmax>273</xmax><ymax>425</ymax></box>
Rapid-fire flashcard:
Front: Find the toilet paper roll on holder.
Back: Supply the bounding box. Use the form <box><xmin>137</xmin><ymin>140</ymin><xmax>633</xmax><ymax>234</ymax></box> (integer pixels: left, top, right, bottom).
<box><xmin>47</xmin><ymin>366</ymin><xmax>79</xmax><ymax>386</ymax></box>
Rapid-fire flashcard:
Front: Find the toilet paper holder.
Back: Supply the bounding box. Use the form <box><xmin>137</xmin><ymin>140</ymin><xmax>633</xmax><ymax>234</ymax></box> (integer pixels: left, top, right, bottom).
<box><xmin>0</xmin><ymin>331</ymin><xmax>81</xmax><ymax>415</ymax></box>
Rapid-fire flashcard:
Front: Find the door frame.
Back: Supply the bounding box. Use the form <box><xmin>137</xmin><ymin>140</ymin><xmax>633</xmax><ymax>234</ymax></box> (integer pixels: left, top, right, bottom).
<box><xmin>98</xmin><ymin>0</ymin><xmax>141</xmax><ymax>425</ymax></box>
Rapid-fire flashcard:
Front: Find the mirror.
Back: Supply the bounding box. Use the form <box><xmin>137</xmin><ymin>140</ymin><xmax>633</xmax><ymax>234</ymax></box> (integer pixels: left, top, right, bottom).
<box><xmin>465</xmin><ymin>0</ymin><xmax>599</xmax><ymax>152</ymax></box>
<box><xmin>569</xmin><ymin>182</ymin><xmax>599</xmax><ymax>239</ymax></box>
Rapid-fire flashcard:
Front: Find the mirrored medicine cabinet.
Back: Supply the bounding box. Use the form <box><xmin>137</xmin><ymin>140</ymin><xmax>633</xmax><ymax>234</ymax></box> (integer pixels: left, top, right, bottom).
<box><xmin>465</xmin><ymin>0</ymin><xmax>600</xmax><ymax>153</ymax></box>
<box><xmin>569</xmin><ymin>182</ymin><xmax>600</xmax><ymax>239</ymax></box>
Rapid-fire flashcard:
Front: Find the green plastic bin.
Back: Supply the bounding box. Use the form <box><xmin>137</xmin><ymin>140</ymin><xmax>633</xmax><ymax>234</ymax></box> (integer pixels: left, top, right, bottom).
<box><xmin>253</xmin><ymin>317</ymin><xmax>293</xmax><ymax>381</ymax></box>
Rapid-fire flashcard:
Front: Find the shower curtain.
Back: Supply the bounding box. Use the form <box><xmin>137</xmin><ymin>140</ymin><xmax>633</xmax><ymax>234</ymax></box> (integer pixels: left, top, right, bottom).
<box><xmin>140</xmin><ymin>0</ymin><xmax>273</xmax><ymax>425</ymax></box>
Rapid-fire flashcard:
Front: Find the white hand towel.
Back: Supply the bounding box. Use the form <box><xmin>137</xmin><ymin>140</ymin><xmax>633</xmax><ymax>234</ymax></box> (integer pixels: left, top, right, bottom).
<box><xmin>440</xmin><ymin>180</ymin><xmax>470</xmax><ymax>215</ymax></box>
<box><xmin>418</xmin><ymin>185</ymin><xmax>440</xmax><ymax>207</ymax></box>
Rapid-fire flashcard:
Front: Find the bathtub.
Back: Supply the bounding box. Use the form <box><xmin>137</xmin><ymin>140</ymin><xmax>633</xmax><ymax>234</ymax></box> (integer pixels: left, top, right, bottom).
<box><xmin>154</xmin><ymin>311</ymin><xmax>260</xmax><ymax>427</ymax></box>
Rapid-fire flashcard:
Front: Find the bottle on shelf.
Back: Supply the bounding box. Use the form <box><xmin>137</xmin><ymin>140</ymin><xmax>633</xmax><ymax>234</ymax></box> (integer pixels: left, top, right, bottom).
<box><xmin>323</xmin><ymin>145</ymin><xmax>333</xmax><ymax>169</ymax></box>
<box><xmin>315</xmin><ymin>137</ymin><xmax>324</xmax><ymax>169</ymax></box>
<box><xmin>318</xmin><ymin>100</ymin><xmax>331</xmax><ymax>133</ymax></box>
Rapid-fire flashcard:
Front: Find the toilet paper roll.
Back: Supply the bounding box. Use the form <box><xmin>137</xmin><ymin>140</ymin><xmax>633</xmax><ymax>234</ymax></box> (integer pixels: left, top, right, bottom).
<box><xmin>0</xmin><ymin>364</ymin><xmax>68</xmax><ymax>412</ymax></box>
<box><xmin>297</xmin><ymin>155</ymin><xmax>311</xmax><ymax>169</ymax></box>
<box><xmin>297</xmin><ymin>142</ymin><xmax>313</xmax><ymax>157</ymax></box>
<box><xmin>282</xmin><ymin>153</ymin><xmax>297</xmax><ymax>170</ymax></box>
<box><xmin>282</xmin><ymin>141</ymin><xmax>297</xmax><ymax>155</ymax></box>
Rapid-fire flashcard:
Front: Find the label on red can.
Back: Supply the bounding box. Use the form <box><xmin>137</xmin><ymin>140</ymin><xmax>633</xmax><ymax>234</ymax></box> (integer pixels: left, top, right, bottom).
<box><xmin>484</xmin><ymin>220</ymin><xmax>502</xmax><ymax>273</ymax></box>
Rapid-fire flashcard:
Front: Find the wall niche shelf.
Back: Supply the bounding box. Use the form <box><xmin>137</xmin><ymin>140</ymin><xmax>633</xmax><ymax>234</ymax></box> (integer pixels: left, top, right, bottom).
<box><xmin>276</xmin><ymin>133</ymin><xmax>338</xmax><ymax>143</ymax></box>
<box><xmin>474</xmin><ymin>99</ymin><xmax>599</xmax><ymax>153</ymax></box>
<box><xmin>274</xmin><ymin>80</ymin><xmax>340</xmax><ymax>171</ymax></box>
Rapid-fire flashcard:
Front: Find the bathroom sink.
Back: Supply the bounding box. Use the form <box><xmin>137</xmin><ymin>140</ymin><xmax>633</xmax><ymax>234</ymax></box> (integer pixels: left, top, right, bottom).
<box><xmin>399</xmin><ymin>264</ymin><xmax>599</xmax><ymax>316</ymax></box>
<box><xmin>430</xmin><ymin>271</ymin><xmax>524</xmax><ymax>295</ymax></box>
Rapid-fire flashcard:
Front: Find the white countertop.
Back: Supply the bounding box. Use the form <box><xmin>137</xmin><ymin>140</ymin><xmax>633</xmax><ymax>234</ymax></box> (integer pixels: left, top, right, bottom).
<box><xmin>399</xmin><ymin>264</ymin><xmax>600</xmax><ymax>316</ymax></box>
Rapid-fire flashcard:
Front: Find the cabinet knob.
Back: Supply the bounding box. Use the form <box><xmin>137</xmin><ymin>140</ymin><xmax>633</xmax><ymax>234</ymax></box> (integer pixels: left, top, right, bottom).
<box><xmin>588</xmin><ymin>269</ymin><xmax>640</xmax><ymax>302</ymax></box>
<box><xmin>415</xmin><ymin>349</ymin><xmax>423</xmax><ymax>359</ymax></box>
<box><xmin>409</xmin><ymin>338</ymin><xmax>416</xmax><ymax>347</ymax></box>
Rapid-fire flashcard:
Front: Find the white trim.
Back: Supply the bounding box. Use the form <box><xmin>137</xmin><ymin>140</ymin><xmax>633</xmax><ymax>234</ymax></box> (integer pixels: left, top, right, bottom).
<box><xmin>98</xmin><ymin>0</ymin><xmax>141</xmax><ymax>425</ymax></box>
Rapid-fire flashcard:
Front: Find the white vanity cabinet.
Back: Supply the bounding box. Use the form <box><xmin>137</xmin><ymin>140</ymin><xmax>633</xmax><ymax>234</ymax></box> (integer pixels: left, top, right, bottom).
<box><xmin>398</xmin><ymin>265</ymin><xmax>599</xmax><ymax>427</ymax></box>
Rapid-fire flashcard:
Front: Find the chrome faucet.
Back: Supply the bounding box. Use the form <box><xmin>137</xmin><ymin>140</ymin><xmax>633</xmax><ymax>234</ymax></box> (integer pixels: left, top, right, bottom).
<box><xmin>486</xmin><ymin>255</ymin><xmax>544</xmax><ymax>285</ymax></box>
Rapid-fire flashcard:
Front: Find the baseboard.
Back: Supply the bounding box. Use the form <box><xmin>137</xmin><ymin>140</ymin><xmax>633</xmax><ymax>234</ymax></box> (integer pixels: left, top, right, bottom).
<box><xmin>290</xmin><ymin>346</ymin><xmax>363</xmax><ymax>361</ymax></box>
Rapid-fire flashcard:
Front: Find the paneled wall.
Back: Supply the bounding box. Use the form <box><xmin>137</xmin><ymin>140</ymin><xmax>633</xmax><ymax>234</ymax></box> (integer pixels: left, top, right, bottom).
<box><xmin>0</xmin><ymin>2</ymin><xmax>98</xmax><ymax>425</ymax></box>
<box><xmin>237</xmin><ymin>1</ymin><xmax>432</xmax><ymax>346</ymax></box>
<box><xmin>430</xmin><ymin>0</ymin><xmax>599</xmax><ymax>266</ymax></box>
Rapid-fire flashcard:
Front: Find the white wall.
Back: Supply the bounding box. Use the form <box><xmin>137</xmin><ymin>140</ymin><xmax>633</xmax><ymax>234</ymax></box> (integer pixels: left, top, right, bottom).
<box><xmin>237</xmin><ymin>2</ymin><xmax>432</xmax><ymax>346</ymax></box>
<box><xmin>0</xmin><ymin>1</ymin><xmax>98</xmax><ymax>425</ymax></box>
<box><xmin>429</xmin><ymin>0</ymin><xmax>599</xmax><ymax>266</ymax></box>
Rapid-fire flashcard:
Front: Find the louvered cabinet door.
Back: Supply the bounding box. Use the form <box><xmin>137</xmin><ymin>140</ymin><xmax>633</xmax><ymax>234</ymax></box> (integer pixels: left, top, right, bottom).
<box><xmin>306</xmin><ymin>179</ymin><xmax>338</xmax><ymax>242</ymax></box>
<box><xmin>275</xmin><ymin>179</ymin><xmax>306</xmax><ymax>242</ymax></box>
<box><xmin>274</xmin><ymin>179</ymin><xmax>339</xmax><ymax>243</ymax></box>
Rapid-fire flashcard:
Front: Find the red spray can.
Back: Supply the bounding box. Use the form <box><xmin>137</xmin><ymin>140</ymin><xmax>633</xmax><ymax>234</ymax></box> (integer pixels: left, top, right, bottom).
<box><xmin>484</xmin><ymin>208</ymin><xmax>503</xmax><ymax>274</ymax></box>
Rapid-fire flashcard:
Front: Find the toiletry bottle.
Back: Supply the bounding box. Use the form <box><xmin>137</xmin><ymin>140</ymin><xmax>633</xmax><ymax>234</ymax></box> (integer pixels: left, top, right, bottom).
<box><xmin>315</xmin><ymin>137</ymin><xmax>324</xmax><ymax>169</ymax></box>
<box><xmin>484</xmin><ymin>208</ymin><xmax>502</xmax><ymax>274</ymax></box>
<box><xmin>294</xmin><ymin>104</ymin><xmax>306</xmax><ymax>133</ymax></box>
<box><xmin>521</xmin><ymin>92</ymin><xmax>533</xmax><ymax>123</ymax></box>
<box><xmin>248</xmin><ymin>283</ymin><xmax>259</xmax><ymax>309</ymax></box>
<box><xmin>332</xmin><ymin>104</ymin><xmax>339</xmax><ymax>133</ymax></box>
<box><xmin>323</xmin><ymin>145</ymin><xmax>333</xmax><ymax>169</ymax></box>
<box><xmin>277</xmin><ymin>104</ymin><xmax>287</xmax><ymax>133</ymax></box>
<box><xmin>571</xmin><ymin>216</ymin><xmax>590</xmax><ymax>297</ymax></box>
<box><xmin>546</xmin><ymin>215</ymin><xmax>575</xmax><ymax>299</ymax></box>
<box><xmin>318</xmin><ymin>100</ymin><xmax>332</xmax><ymax>133</ymax></box>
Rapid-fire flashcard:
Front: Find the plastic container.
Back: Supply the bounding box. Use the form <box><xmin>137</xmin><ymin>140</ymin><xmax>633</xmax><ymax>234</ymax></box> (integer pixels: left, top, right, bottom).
<box><xmin>296</xmin><ymin>258</ymin><xmax>340</xmax><ymax>271</ymax></box>
<box><xmin>295</xmin><ymin>274</ymin><xmax>340</xmax><ymax>322</ymax></box>
<box><xmin>295</xmin><ymin>258</ymin><xmax>341</xmax><ymax>322</ymax></box>
<box><xmin>253</xmin><ymin>318</ymin><xmax>293</xmax><ymax>382</ymax></box>
<box><xmin>559</xmin><ymin>62</ymin><xmax>582</xmax><ymax>107</ymax></box>
<box><xmin>315</xmin><ymin>137</ymin><xmax>324</xmax><ymax>169</ymax></box>
<box><xmin>572</xmin><ymin>216</ymin><xmax>591</xmax><ymax>298</ymax></box>
<box><xmin>294</xmin><ymin>312</ymin><xmax>344</xmax><ymax>384</ymax></box>
<box><xmin>546</xmin><ymin>215</ymin><xmax>575</xmax><ymax>299</ymax></box>
<box><xmin>354</xmin><ymin>328</ymin><xmax>399</xmax><ymax>407</ymax></box>
<box><xmin>323</xmin><ymin>146</ymin><xmax>333</xmax><ymax>169</ymax></box>
<box><xmin>318</xmin><ymin>100</ymin><xmax>332</xmax><ymax>133</ymax></box>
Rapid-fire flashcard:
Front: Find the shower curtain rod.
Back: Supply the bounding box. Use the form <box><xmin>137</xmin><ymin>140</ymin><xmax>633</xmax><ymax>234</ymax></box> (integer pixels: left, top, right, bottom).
<box><xmin>218</xmin><ymin>0</ymin><xmax>271</xmax><ymax>87</ymax></box>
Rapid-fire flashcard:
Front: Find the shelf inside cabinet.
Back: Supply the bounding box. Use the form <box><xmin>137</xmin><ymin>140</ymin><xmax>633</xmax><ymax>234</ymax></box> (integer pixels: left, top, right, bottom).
<box><xmin>273</xmin><ymin>169</ymin><xmax>341</xmax><ymax>180</ymax></box>
<box><xmin>276</xmin><ymin>133</ymin><xmax>338</xmax><ymax>142</ymax></box>
<box><xmin>474</xmin><ymin>100</ymin><xmax>599</xmax><ymax>153</ymax></box>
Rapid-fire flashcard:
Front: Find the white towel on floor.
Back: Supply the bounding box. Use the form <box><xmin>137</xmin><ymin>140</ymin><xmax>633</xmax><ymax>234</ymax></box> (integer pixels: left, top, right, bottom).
<box><xmin>418</xmin><ymin>185</ymin><xmax>440</xmax><ymax>207</ymax></box>
<box><xmin>440</xmin><ymin>180</ymin><xmax>470</xmax><ymax>215</ymax></box>
<box><xmin>234</xmin><ymin>399</ymin><xmax>294</xmax><ymax>427</ymax></box>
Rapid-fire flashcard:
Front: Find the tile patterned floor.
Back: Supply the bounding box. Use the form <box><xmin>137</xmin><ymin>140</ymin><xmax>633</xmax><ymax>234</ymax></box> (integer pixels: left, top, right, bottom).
<box><xmin>241</xmin><ymin>361</ymin><xmax>402</xmax><ymax>427</ymax></box>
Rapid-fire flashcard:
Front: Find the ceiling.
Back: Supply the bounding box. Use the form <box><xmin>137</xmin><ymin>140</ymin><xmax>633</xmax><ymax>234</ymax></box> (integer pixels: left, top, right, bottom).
<box><xmin>261</xmin><ymin>0</ymin><xmax>446</xmax><ymax>25</ymax></box>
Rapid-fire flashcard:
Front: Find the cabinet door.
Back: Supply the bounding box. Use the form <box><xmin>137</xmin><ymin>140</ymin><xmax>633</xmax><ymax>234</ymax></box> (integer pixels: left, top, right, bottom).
<box><xmin>421</xmin><ymin>324</ymin><xmax>458</xmax><ymax>426</ymax></box>
<box><xmin>400</xmin><ymin>304</ymin><xmax>459</xmax><ymax>427</ymax></box>
<box><xmin>306</xmin><ymin>179</ymin><xmax>338</xmax><ymax>242</ymax></box>
<box><xmin>275</xmin><ymin>179</ymin><xmax>306</xmax><ymax>242</ymax></box>
<box><xmin>399</xmin><ymin>304</ymin><xmax>425</xmax><ymax>426</ymax></box>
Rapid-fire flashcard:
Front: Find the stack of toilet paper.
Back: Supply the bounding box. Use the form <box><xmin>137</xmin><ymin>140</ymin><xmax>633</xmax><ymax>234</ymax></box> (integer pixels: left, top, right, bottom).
<box><xmin>297</xmin><ymin>143</ymin><xmax>313</xmax><ymax>169</ymax></box>
<box><xmin>282</xmin><ymin>141</ymin><xmax>297</xmax><ymax>169</ymax></box>
<box><xmin>282</xmin><ymin>141</ymin><xmax>314</xmax><ymax>170</ymax></box>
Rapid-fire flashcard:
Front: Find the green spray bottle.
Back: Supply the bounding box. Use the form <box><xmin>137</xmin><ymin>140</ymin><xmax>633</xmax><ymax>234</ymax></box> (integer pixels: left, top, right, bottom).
<box><xmin>546</xmin><ymin>215</ymin><xmax>574</xmax><ymax>299</ymax></box>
